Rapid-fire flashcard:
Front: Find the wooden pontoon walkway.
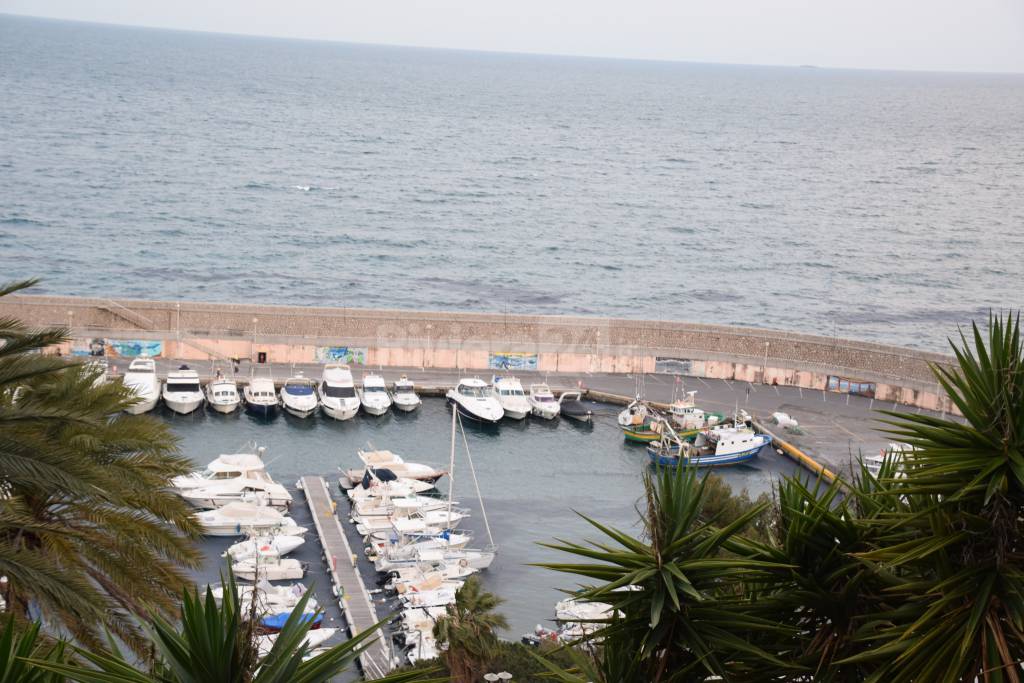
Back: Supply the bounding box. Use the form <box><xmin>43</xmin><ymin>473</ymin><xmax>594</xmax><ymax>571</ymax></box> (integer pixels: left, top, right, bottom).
<box><xmin>299</xmin><ymin>475</ymin><xmax>391</xmax><ymax>679</ymax></box>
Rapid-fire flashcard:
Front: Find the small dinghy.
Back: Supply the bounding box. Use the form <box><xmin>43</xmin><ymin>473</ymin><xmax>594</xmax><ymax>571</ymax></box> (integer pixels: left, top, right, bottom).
<box><xmin>558</xmin><ymin>391</ymin><xmax>593</xmax><ymax>423</ymax></box>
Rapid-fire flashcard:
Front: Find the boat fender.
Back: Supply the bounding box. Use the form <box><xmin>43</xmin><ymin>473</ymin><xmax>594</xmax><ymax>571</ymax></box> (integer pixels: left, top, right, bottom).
<box><xmin>459</xmin><ymin>559</ymin><xmax>468</xmax><ymax>568</ymax></box>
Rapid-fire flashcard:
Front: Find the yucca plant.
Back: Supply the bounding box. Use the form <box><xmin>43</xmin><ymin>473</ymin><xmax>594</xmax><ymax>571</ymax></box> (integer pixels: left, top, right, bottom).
<box><xmin>0</xmin><ymin>279</ymin><xmax>202</xmax><ymax>654</ymax></box>
<box><xmin>841</xmin><ymin>313</ymin><xmax>1024</xmax><ymax>682</ymax></box>
<box><xmin>25</xmin><ymin>568</ymin><xmax>439</xmax><ymax>683</ymax></box>
<box><xmin>536</xmin><ymin>465</ymin><xmax>797</xmax><ymax>682</ymax></box>
<box><xmin>0</xmin><ymin>614</ymin><xmax>66</xmax><ymax>683</ymax></box>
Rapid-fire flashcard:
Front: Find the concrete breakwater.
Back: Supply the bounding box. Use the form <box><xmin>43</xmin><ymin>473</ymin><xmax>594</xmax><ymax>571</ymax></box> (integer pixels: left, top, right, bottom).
<box><xmin>4</xmin><ymin>294</ymin><xmax>957</xmax><ymax>413</ymax></box>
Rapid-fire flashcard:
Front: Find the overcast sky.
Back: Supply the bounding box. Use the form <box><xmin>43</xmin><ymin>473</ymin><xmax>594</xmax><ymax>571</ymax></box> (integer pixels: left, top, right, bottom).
<box><xmin>3</xmin><ymin>0</ymin><xmax>1024</xmax><ymax>73</ymax></box>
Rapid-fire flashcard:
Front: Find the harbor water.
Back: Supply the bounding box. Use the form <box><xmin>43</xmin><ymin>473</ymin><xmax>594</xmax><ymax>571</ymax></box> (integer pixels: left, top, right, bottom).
<box><xmin>2</xmin><ymin>15</ymin><xmax>1024</xmax><ymax>351</ymax></box>
<box><xmin>177</xmin><ymin>398</ymin><xmax>800</xmax><ymax>638</ymax></box>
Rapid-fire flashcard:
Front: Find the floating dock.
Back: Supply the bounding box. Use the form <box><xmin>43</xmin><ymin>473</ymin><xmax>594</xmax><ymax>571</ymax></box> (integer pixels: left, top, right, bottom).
<box><xmin>299</xmin><ymin>476</ymin><xmax>391</xmax><ymax>679</ymax></box>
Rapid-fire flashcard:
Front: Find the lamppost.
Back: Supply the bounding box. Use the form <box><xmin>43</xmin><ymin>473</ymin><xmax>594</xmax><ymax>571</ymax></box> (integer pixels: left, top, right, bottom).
<box><xmin>426</xmin><ymin>324</ymin><xmax>433</xmax><ymax>369</ymax></box>
<box><xmin>251</xmin><ymin>317</ymin><xmax>258</xmax><ymax>363</ymax></box>
<box><xmin>66</xmin><ymin>310</ymin><xmax>73</xmax><ymax>355</ymax></box>
<box><xmin>762</xmin><ymin>340</ymin><xmax>770</xmax><ymax>384</ymax></box>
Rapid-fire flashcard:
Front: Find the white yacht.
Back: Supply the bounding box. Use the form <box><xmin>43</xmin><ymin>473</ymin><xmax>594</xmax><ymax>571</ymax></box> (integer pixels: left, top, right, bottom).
<box><xmin>162</xmin><ymin>365</ymin><xmax>204</xmax><ymax>415</ymax></box>
<box><xmin>528</xmin><ymin>383</ymin><xmax>560</xmax><ymax>420</ymax></box>
<box><xmin>279</xmin><ymin>373</ymin><xmax>318</xmax><ymax>418</ymax></box>
<box><xmin>446</xmin><ymin>378</ymin><xmax>503</xmax><ymax>424</ymax></box>
<box><xmin>491</xmin><ymin>375</ymin><xmax>530</xmax><ymax>420</ymax></box>
<box><xmin>178</xmin><ymin>476</ymin><xmax>293</xmax><ymax>510</ymax></box>
<box><xmin>341</xmin><ymin>449</ymin><xmax>446</xmax><ymax>489</ymax></box>
<box><xmin>225</xmin><ymin>535</ymin><xmax>305</xmax><ymax>562</ymax></box>
<box><xmin>193</xmin><ymin>502</ymin><xmax>304</xmax><ymax>537</ymax></box>
<box><xmin>317</xmin><ymin>363</ymin><xmax>359</xmax><ymax>421</ymax></box>
<box><xmin>122</xmin><ymin>357</ymin><xmax>160</xmax><ymax>414</ymax></box>
<box><xmin>358</xmin><ymin>374</ymin><xmax>392</xmax><ymax>416</ymax></box>
<box><xmin>206</xmin><ymin>376</ymin><xmax>240</xmax><ymax>414</ymax></box>
<box><xmin>232</xmin><ymin>553</ymin><xmax>305</xmax><ymax>582</ymax></box>
<box><xmin>392</xmin><ymin>375</ymin><xmax>422</xmax><ymax>412</ymax></box>
<box><xmin>171</xmin><ymin>450</ymin><xmax>267</xmax><ymax>492</ymax></box>
<box><xmin>244</xmin><ymin>377</ymin><xmax>278</xmax><ymax>418</ymax></box>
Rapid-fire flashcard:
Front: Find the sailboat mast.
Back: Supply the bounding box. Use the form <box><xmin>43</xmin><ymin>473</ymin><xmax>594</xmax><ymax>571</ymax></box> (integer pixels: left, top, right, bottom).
<box><xmin>446</xmin><ymin>402</ymin><xmax>456</xmax><ymax>521</ymax></box>
<box><xmin>458</xmin><ymin>413</ymin><xmax>496</xmax><ymax>549</ymax></box>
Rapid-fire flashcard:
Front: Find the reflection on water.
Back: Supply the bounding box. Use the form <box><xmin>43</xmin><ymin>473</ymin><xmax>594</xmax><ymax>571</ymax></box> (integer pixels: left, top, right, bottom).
<box><xmin>170</xmin><ymin>398</ymin><xmax>799</xmax><ymax>636</ymax></box>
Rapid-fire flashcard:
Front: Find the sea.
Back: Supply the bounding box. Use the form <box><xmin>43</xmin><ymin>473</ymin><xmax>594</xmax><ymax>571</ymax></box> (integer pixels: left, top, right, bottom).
<box><xmin>2</xmin><ymin>14</ymin><xmax>1024</xmax><ymax>352</ymax></box>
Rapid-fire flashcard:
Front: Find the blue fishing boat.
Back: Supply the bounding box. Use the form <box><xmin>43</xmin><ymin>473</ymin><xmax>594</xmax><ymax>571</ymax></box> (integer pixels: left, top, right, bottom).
<box><xmin>647</xmin><ymin>419</ymin><xmax>771</xmax><ymax>468</ymax></box>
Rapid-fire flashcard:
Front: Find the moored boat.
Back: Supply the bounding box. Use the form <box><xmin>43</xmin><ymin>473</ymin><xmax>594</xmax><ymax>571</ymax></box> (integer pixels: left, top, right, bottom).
<box><xmin>317</xmin><ymin>363</ymin><xmax>360</xmax><ymax>420</ymax></box>
<box><xmin>492</xmin><ymin>375</ymin><xmax>531</xmax><ymax>420</ymax></box>
<box><xmin>528</xmin><ymin>383</ymin><xmax>560</xmax><ymax>420</ymax></box>
<box><xmin>206</xmin><ymin>375</ymin><xmax>241</xmax><ymax>414</ymax></box>
<box><xmin>392</xmin><ymin>375</ymin><xmax>422</xmax><ymax>412</ymax></box>
<box><xmin>558</xmin><ymin>390</ymin><xmax>593</xmax><ymax>423</ymax></box>
<box><xmin>446</xmin><ymin>378</ymin><xmax>503</xmax><ymax>424</ymax></box>
<box><xmin>618</xmin><ymin>399</ymin><xmax>664</xmax><ymax>442</ymax></box>
<box><xmin>162</xmin><ymin>365</ymin><xmax>204</xmax><ymax>414</ymax></box>
<box><xmin>647</xmin><ymin>419</ymin><xmax>770</xmax><ymax>467</ymax></box>
<box><xmin>341</xmin><ymin>449</ymin><xmax>446</xmax><ymax>489</ymax></box>
<box><xmin>279</xmin><ymin>372</ymin><xmax>317</xmax><ymax>418</ymax></box>
<box><xmin>122</xmin><ymin>357</ymin><xmax>160</xmax><ymax>414</ymax></box>
<box><xmin>194</xmin><ymin>502</ymin><xmax>304</xmax><ymax>537</ymax></box>
<box><xmin>358</xmin><ymin>374</ymin><xmax>392</xmax><ymax>416</ymax></box>
<box><xmin>244</xmin><ymin>376</ymin><xmax>279</xmax><ymax>418</ymax></box>
<box><xmin>171</xmin><ymin>449</ymin><xmax>267</xmax><ymax>491</ymax></box>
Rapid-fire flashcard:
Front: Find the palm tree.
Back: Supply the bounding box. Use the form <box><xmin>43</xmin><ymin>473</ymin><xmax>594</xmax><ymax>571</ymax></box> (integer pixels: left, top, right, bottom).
<box><xmin>22</xmin><ymin>568</ymin><xmax>441</xmax><ymax>683</ymax></box>
<box><xmin>433</xmin><ymin>575</ymin><xmax>509</xmax><ymax>683</ymax></box>
<box><xmin>841</xmin><ymin>313</ymin><xmax>1024</xmax><ymax>682</ymax></box>
<box><xmin>0</xmin><ymin>279</ymin><xmax>202</xmax><ymax>654</ymax></box>
<box><xmin>536</xmin><ymin>465</ymin><xmax>796</xmax><ymax>682</ymax></box>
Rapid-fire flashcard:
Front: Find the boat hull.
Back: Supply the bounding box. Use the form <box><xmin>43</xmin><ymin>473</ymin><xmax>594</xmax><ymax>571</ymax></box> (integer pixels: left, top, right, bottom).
<box><xmin>209</xmin><ymin>400</ymin><xmax>240</xmax><ymax>414</ymax></box>
<box><xmin>361</xmin><ymin>403</ymin><xmax>390</xmax><ymax>416</ymax></box>
<box><xmin>321</xmin><ymin>403</ymin><xmax>359</xmax><ymax>420</ymax></box>
<box><xmin>164</xmin><ymin>396</ymin><xmax>204</xmax><ymax>415</ymax></box>
<box><xmin>393</xmin><ymin>399</ymin><xmax>421</xmax><ymax>412</ymax></box>
<box><xmin>622</xmin><ymin>426</ymin><xmax>661</xmax><ymax>443</ymax></box>
<box><xmin>282</xmin><ymin>402</ymin><xmax>317</xmax><ymax>418</ymax></box>
<box><xmin>124</xmin><ymin>396</ymin><xmax>158</xmax><ymax>415</ymax></box>
<box><xmin>448</xmin><ymin>398</ymin><xmax>501</xmax><ymax>425</ymax></box>
<box><xmin>501</xmin><ymin>406</ymin><xmax>529</xmax><ymax>420</ymax></box>
<box><xmin>647</xmin><ymin>438</ymin><xmax>770</xmax><ymax>467</ymax></box>
<box><xmin>245</xmin><ymin>401</ymin><xmax>278</xmax><ymax>418</ymax></box>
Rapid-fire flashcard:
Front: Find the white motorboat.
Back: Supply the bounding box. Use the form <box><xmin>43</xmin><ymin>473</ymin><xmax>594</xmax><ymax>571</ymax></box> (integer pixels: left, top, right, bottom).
<box><xmin>225</xmin><ymin>535</ymin><xmax>305</xmax><ymax>562</ymax></box>
<box><xmin>86</xmin><ymin>359</ymin><xmax>109</xmax><ymax>387</ymax></box>
<box><xmin>232</xmin><ymin>553</ymin><xmax>305</xmax><ymax>582</ymax></box>
<box><xmin>171</xmin><ymin>449</ymin><xmax>268</xmax><ymax>491</ymax></box>
<box><xmin>256</xmin><ymin>628</ymin><xmax>337</xmax><ymax>658</ymax></box>
<box><xmin>352</xmin><ymin>494</ymin><xmax>452</xmax><ymax>520</ymax></box>
<box><xmin>244</xmin><ymin>376</ymin><xmax>278</xmax><ymax>418</ymax></box>
<box><xmin>346</xmin><ymin>476</ymin><xmax>435</xmax><ymax>501</ymax></box>
<box><xmin>491</xmin><ymin>375</ymin><xmax>531</xmax><ymax>420</ymax></box>
<box><xmin>162</xmin><ymin>365</ymin><xmax>204</xmax><ymax>414</ymax></box>
<box><xmin>341</xmin><ymin>450</ymin><xmax>446</xmax><ymax>489</ymax></box>
<box><xmin>558</xmin><ymin>391</ymin><xmax>593</xmax><ymax>423</ymax></box>
<box><xmin>358</xmin><ymin>374</ymin><xmax>392</xmax><ymax>416</ymax></box>
<box><xmin>399</xmin><ymin>608</ymin><xmax>444</xmax><ymax>665</ymax></box>
<box><xmin>392</xmin><ymin>375</ymin><xmax>422</xmax><ymax>412</ymax></box>
<box><xmin>209</xmin><ymin>581</ymin><xmax>316</xmax><ymax>612</ymax></box>
<box><xmin>555</xmin><ymin>597</ymin><xmax>618</xmax><ymax>639</ymax></box>
<box><xmin>369</xmin><ymin>530</ymin><xmax>474</xmax><ymax>560</ymax></box>
<box><xmin>179</xmin><ymin>476</ymin><xmax>293</xmax><ymax>510</ymax></box>
<box><xmin>864</xmin><ymin>442</ymin><xmax>915</xmax><ymax>478</ymax></box>
<box><xmin>194</xmin><ymin>502</ymin><xmax>303</xmax><ymax>537</ymax></box>
<box><xmin>399</xmin><ymin>585</ymin><xmax>458</xmax><ymax>608</ymax></box>
<box><xmin>386</xmin><ymin>564</ymin><xmax>477</xmax><ymax>592</ymax></box>
<box><xmin>668</xmin><ymin>389</ymin><xmax>723</xmax><ymax>431</ymax></box>
<box><xmin>122</xmin><ymin>357</ymin><xmax>160</xmax><ymax>414</ymax></box>
<box><xmin>354</xmin><ymin>502</ymin><xmax>469</xmax><ymax>536</ymax></box>
<box><xmin>317</xmin><ymin>363</ymin><xmax>359</xmax><ymax>421</ymax></box>
<box><xmin>446</xmin><ymin>378</ymin><xmax>503</xmax><ymax>424</ymax></box>
<box><xmin>279</xmin><ymin>373</ymin><xmax>317</xmax><ymax>418</ymax></box>
<box><xmin>374</xmin><ymin>547</ymin><xmax>496</xmax><ymax>573</ymax></box>
<box><xmin>528</xmin><ymin>383</ymin><xmax>560</xmax><ymax>420</ymax></box>
<box><xmin>206</xmin><ymin>376</ymin><xmax>241</xmax><ymax>414</ymax></box>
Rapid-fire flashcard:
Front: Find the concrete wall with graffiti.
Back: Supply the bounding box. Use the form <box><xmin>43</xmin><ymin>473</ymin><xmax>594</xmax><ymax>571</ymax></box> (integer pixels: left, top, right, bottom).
<box><xmin>314</xmin><ymin>346</ymin><xmax>368</xmax><ymax>365</ymax></box>
<box><xmin>487</xmin><ymin>351</ymin><xmax>538</xmax><ymax>371</ymax></box>
<box><xmin>71</xmin><ymin>338</ymin><xmax>162</xmax><ymax>358</ymax></box>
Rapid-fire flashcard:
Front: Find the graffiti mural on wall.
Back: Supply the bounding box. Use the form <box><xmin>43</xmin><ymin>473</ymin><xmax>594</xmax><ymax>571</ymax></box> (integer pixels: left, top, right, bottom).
<box><xmin>655</xmin><ymin>357</ymin><xmax>693</xmax><ymax>375</ymax></box>
<box><xmin>827</xmin><ymin>375</ymin><xmax>876</xmax><ymax>398</ymax></box>
<box><xmin>315</xmin><ymin>346</ymin><xmax>368</xmax><ymax>365</ymax></box>
<box><xmin>488</xmin><ymin>352</ymin><xmax>538</xmax><ymax>371</ymax></box>
<box><xmin>71</xmin><ymin>338</ymin><xmax>108</xmax><ymax>357</ymax></box>
<box><xmin>107</xmin><ymin>340</ymin><xmax>164</xmax><ymax>358</ymax></box>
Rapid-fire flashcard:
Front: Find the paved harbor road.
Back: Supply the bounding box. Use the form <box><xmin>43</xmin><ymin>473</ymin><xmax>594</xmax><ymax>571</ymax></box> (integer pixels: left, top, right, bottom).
<box><xmin>99</xmin><ymin>357</ymin><xmax>946</xmax><ymax>476</ymax></box>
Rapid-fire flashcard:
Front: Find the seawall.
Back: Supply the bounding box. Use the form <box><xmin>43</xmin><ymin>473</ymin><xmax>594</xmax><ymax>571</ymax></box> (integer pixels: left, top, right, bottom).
<box><xmin>2</xmin><ymin>294</ymin><xmax>957</xmax><ymax>413</ymax></box>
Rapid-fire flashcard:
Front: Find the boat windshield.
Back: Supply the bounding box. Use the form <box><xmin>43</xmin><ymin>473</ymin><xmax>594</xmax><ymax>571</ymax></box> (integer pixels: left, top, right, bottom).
<box><xmin>285</xmin><ymin>383</ymin><xmax>314</xmax><ymax>395</ymax></box>
<box><xmin>535</xmin><ymin>394</ymin><xmax>555</xmax><ymax>402</ymax></box>
<box><xmin>364</xmin><ymin>386</ymin><xmax>387</xmax><ymax>393</ymax></box>
<box><xmin>323</xmin><ymin>384</ymin><xmax>356</xmax><ymax>398</ymax></box>
<box><xmin>458</xmin><ymin>385</ymin><xmax>488</xmax><ymax>397</ymax></box>
<box><xmin>129</xmin><ymin>367</ymin><xmax>154</xmax><ymax>374</ymax></box>
<box><xmin>167</xmin><ymin>382</ymin><xmax>200</xmax><ymax>393</ymax></box>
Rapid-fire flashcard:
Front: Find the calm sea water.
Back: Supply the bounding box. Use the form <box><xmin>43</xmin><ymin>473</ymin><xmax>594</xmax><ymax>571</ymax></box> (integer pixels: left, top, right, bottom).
<box><xmin>176</xmin><ymin>398</ymin><xmax>799</xmax><ymax>638</ymax></box>
<box><xmin>1</xmin><ymin>15</ymin><xmax>1023</xmax><ymax>351</ymax></box>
